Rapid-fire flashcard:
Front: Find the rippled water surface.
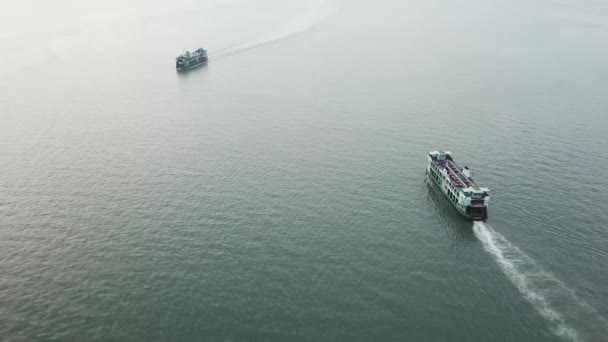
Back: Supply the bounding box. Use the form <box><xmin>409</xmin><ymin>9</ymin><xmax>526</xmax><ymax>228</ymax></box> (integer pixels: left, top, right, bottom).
<box><xmin>1</xmin><ymin>0</ymin><xmax>608</xmax><ymax>341</ymax></box>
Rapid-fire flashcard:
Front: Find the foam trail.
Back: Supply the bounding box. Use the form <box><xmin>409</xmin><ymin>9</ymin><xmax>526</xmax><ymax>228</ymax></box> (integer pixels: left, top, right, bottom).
<box><xmin>473</xmin><ymin>222</ymin><xmax>608</xmax><ymax>341</ymax></box>
<box><xmin>212</xmin><ymin>0</ymin><xmax>336</xmax><ymax>61</ymax></box>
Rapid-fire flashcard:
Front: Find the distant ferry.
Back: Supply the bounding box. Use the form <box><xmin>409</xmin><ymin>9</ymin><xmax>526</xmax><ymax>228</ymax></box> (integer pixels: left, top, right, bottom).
<box><xmin>427</xmin><ymin>151</ymin><xmax>490</xmax><ymax>220</ymax></box>
<box><xmin>176</xmin><ymin>48</ymin><xmax>208</xmax><ymax>71</ymax></box>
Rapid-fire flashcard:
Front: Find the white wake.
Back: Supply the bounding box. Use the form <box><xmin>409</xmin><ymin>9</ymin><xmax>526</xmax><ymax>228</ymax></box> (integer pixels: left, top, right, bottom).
<box><xmin>212</xmin><ymin>0</ymin><xmax>336</xmax><ymax>61</ymax></box>
<box><xmin>473</xmin><ymin>221</ymin><xmax>608</xmax><ymax>341</ymax></box>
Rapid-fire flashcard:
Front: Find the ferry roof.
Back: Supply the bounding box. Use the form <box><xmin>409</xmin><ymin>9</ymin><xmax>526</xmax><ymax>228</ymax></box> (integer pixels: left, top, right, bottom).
<box><xmin>429</xmin><ymin>150</ymin><xmax>452</xmax><ymax>156</ymax></box>
<box><xmin>430</xmin><ymin>154</ymin><xmax>489</xmax><ymax>193</ymax></box>
<box><xmin>176</xmin><ymin>48</ymin><xmax>206</xmax><ymax>59</ymax></box>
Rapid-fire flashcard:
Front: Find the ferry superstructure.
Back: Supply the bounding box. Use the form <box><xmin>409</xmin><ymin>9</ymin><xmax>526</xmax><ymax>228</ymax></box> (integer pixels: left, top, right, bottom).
<box><xmin>176</xmin><ymin>48</ymin><xmax>208</xmax><ymax>71</ymax></box>
<box><xmin>427</xmin><ymin>151</ymin><xmax>490</xmax><ymax>220</ymax></box>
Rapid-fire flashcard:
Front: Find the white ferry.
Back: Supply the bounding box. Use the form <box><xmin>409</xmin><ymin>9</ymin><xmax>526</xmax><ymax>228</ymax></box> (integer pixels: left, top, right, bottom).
<box><xmin>427</xmin><ymin>151</ymin><xmax>490</xmax><ymax>220</ymax></box>
<box><xmin>176</xmin><ymin>48</ymin><xmax>208</xmax><ymax>71</ymax></box>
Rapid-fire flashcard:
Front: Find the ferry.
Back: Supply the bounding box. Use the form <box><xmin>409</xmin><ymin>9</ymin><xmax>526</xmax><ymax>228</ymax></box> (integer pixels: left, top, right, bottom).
<box><xmin>427</xmin><ymin>151</ymin><xmax>490</xmax><ymax>220</ymax></box>
<box><xmin>176</xmin><ymin>48</ymin><xmax>208</xmax><ymax>71</ymax></box>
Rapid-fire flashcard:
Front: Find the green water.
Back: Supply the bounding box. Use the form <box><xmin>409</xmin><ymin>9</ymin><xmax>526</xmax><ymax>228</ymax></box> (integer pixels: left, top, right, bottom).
<box><xmin>1</xmin><ymin>0</ymin><xmax>608</xmax><ymax>340</ymax></box>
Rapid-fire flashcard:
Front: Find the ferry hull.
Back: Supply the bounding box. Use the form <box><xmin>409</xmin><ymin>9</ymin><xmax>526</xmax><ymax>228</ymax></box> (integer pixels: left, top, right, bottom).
<box><xmin>427</xmin><ymin>169</ymin><xmax>488</xmax><ymax>221</ymax></box>
<box><xmin>176</xmin><ymin>59</ymin><xmax>207</xmax><ymax>71</ymax></box>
